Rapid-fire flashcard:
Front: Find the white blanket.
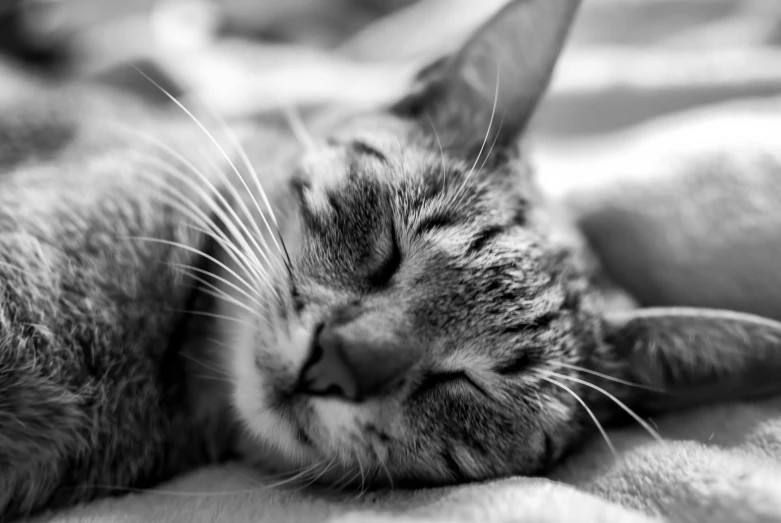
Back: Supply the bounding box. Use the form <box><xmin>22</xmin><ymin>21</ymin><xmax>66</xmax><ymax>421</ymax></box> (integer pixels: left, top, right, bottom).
<box><xmin>38</xmin><ymin>397</ymin><xmax>781</xmax><ymax>522</ymax></box>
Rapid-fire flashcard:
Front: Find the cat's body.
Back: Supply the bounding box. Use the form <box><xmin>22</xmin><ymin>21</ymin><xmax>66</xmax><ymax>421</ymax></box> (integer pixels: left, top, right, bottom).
<box><xmin>3</xmin><ymin>1</ymin><xmax>781</xmax><ymax>520</ymax></box>
<box><xmin>0</xmin><ymin>79</ymin><xmax>232</xmax><ymax>518</ymax></box>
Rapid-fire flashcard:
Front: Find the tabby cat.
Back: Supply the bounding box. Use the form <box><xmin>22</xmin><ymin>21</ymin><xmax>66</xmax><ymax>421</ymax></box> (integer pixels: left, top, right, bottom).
<box><xmin>2</xmin><ymin>0</ymin><xmax>781</xmax><ymax>520</ymax></box>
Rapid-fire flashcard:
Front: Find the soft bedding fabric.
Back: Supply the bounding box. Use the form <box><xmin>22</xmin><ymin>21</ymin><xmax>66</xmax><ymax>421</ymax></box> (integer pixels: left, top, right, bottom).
<box><xmin>34</xmin><ymin>397</ymin><xmax>781</xmax><ymax>522</ymax></box>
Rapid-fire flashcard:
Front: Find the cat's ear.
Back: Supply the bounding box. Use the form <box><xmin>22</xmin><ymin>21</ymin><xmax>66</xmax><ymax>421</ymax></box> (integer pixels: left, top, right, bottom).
<box><xmin>603</xmin><ymin>307</ymin><xmax>781</xmax><ymax>414</ymax></box>
<box><xmin>392</xmin><ymin>0</ymin><xmax>581</xmax><ymax>156</ymax></box>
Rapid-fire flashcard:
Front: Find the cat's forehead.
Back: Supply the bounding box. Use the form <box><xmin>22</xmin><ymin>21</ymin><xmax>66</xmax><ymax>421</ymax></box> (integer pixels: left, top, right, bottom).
<box><xmin>298</xmin><ymin>112</ymin><xmax>446</xmax><ymax>199</ymax></box>
<box><xmin>314</xmin><ymin>110</ymin><xmax>416</xmax><ymax>151</ymax></box>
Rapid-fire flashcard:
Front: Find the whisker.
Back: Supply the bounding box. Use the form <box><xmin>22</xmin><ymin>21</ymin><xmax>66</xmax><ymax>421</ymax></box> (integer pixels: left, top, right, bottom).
<box><xmin>448</xmin><ymin>130</ymin><xmax>502</xmax><ymax>212</ymax></box>
<box><xmin>128</xmin><ymin>70</ymin><xmax>285</xmax><ymax>265</ymax></box>
<box><xmin>328</xmin><ymin>466</ymin><xmax>355</xmax><ymax>493</ymax></box>
<box><xmin>379</xmin><ymin>458</ymin><xmax>394</xmax><ymax>491</ymax></box>
<box><xmin>129</xmin><ymin>141</ymin><xmax>278</xmax><ymax>285</ymax></box>
<box><xmin>199</xmin><ymin>104</ymin><xmax>284</xmax><ymax>226</ymax></box>
<box><xmin>366</xmin><ymin>463</ymin><xmax>382</xmax><ymax>489</ymax></box>
<box><xmin>539</xmin><ymin>375</ymin><xmax>618</xmax><ymax>457</ymax></box>
<box><xmin>301</xmin><ymin>456</ymin><xmax>338</xmax><ymax>490</ymax></box>
<box><xmin>125</xmin><ymin>235</ymin><xmax>264</xmax><ymax>306</ymax></box>
<box><xmin>557</xmin><ymin>363</ymin><xmax>665</xmax><ymax>392</ymax></box>
<box><xmin>425</xmin><ymin>114</ymin><xmax>448</xmax><ymax>192</ymax></box>
<box><xmin>171</xmin><ymin>266</ymin><xmax>262</xmax><ymax>317</ymax></box>
<box><xmin>475</xmin><ymin>116</ymin><xmax>504</xmax><ymax>174</ymax></box>
<box><xmin>100</xmin><ymin>121</ymin><xmax>277</xmax><ymax>287</ymax></box>
<box><xmin>458</xmin><ymin>62</ymin><xmax>501</xmax><ymax>193</ymax></box>
<box><xmin>178</xmin><ymin>352</ymin><xmax>232</xmax><ymax>380</ymax></box>
<box><xmin>368</xmin><ymin>444</ymin><xmax>394</xmax><ymax>492</ymax></box>
<box><xmin>205</xmin><ymin>337</ymin><xmax>239</xmax><ymax>351</ymax></box>
<box><xmin>195</xmin><ymin>104</ymin><xmax>288</xmax><ymax>259</ymax></box>
<box><xmin>452</xmin><ymin>115</ymin><xmax>505</xmax><ymax>209</ymax></box>
<box><xmin>278</xmin><ymin>100</ymin><xmax>318</xmax><ymax>152</ymax></box>
<box><xmin>544</xmin><ymin>370</ymin><xmax>664</xmax><ymax>443</ymax></box>
<box><xmin>188</xmin><ymin>373</ymin><xmax>236</xmax><ymax>384</ymax></box>
<box><xmin>197</xmin><ymin>286</ymin><xmax>269</xmax><ymax>318</ymax></box>
<box><xmin>354</xmin><ymin>451</ymin><xmax>367</xmax><ymax>500</ymax></box>
<box><xmin>168</xmin><ymin>259</ymin><xmax>266</xmax><ymax>311</ymax></box>
<box><xmin>259</xmin><ymin>459</ymin><xmax>330</xmax><ymax>490</ymax></box>
<box><xmin>172</xmin><ymin>309</ymin><xmax>260</xmax><ymax>330</ymax></box>
<box><xmin>182</xmin><ymin>221</ymin><xmax>276</xmax><ymax>293</ymax></box>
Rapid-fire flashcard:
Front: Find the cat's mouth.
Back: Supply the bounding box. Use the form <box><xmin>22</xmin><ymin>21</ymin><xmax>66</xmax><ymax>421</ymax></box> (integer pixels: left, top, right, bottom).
<box><xmin>256</xmin><ymin>392</ymin><xmax>387</xmax><ymax>489</ymax></box>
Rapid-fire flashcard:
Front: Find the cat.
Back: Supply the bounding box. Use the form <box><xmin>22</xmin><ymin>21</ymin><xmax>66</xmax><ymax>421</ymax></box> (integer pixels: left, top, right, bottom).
<box><xmin>2</xmin><ymin>0</ymin><xmax>781</xmax><ymax>520</ymax></box>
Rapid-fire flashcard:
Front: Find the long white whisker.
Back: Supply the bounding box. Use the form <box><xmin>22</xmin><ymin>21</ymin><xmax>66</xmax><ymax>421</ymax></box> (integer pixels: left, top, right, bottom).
<box><xmin>302</xmin><ymin>456</ymin><xmax>337</xmax><ymax>490</ymax></box>
<box><xmin>452</xmin><ymin>114</ymin><xmax>505</xmax><ymax>208</ymax></box>
<box><xmin>545</xmin><ymin>370</ymin><xmax>664</xmax><ymax>443</ymax></box>
<box><xmin>539</xmin><ymin>375</ymin><xmax>618</xmax><ymax>457</ymax></box>
<box><xmin>274</xmin><ymin>96</ymin><xmax>317</xmax><ymax>152</ymax></box>
<box><xmin>103</xmin><ymin>120</ymin><xmax>276</xmax><ymax>282</ymax></box>
<box><xmin>194</xmin><ymin>104</ymin><xmax>288</xmax><ymax>261</ymax></box>
<box><xmin>254</xmin><ymin>459</ymin><xmax>328</xmax><ymax>490</ymax></box>
<box><xmin>426</xmin><ymin>115</ymin><xmax>448</xmax><ymax>193</ymax></box>
<box><xmin>182</xmin><ymin>276</ymin><xmax>259</xmax><ymax>317</ymax></box>
<box><xmin>459</xmin><ymin>63</ymin><xmax>501</xmax><ymax>192</ymax></box>
<box><xmin>179</xmin><ymin>352</ymin><xmax>232</xmax><ymax>379</ymax></box>
<box><xmin>558</xmin><ymin>363</ymin><xmax>665</xmax><ymax>392</ymax></box>
<box><xmin>119</xmin><ymin>126</ymin><xmax>278</xmax><ymax>279</ymax></box>
<box><xmin>124</xmin><ymin>236</ymin><xmax>261</xmax><ymax>302</ymax></box>
<box><xmin>449</xmin><ymin>124</ymin><xmax>504</xmax><ymax>212</ymax></box>
<box><xmin>379</xmin><ymin>457</ymin><xmax>394</xmax><ymax>491</ymax></box>
<box><xmin>165</xmin><ymin>140</ymin><xmax>284</xmax><ymax>273</ymax></box>
<box><xmin>176</xmin><ymin>309</ymin><xmax>259</xmax><ymax>330</ymax></box>
<box><xmin>170</xmin><ymin>264</ymin><xmax>263</xmax><ymax>315</ymax></box>
<box><xmin>329</xmin><ymin>466</ymin><xmax>356</xmax><ymax>493</ymax></box>
<box><xmin>354</xmin><ymin>451</ymin><xmax>366</xmax><ymax>499</ymax></box>
<box><xmin>183</xmin><ymin>221</ymin><xmax>276</xmax><ymax>292</ymax></box>
<box><xmin>132</xmin><ymin>67</ymin><xmax>284</xmax><ymax>257</ymax></box>
<box><xmin>199</xmin><ymin>104</ymin><xmax>283</xmax><ymax>227</ymax></box>
<box><xmin>139</xmin><ymin>162</ymin><xmax>280</xmax><ymax>288</ymax></box>
<box><xmin>139</xmin><ymin>173</ymin><xmax>270</xmax><ymax>291</ymax></box>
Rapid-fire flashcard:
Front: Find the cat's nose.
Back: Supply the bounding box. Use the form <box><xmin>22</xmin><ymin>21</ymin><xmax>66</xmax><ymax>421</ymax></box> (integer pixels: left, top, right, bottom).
<box><xmin>296</xmin><ymin>304</ymin><xmax>416</xmax><ymax>402</ymax></box>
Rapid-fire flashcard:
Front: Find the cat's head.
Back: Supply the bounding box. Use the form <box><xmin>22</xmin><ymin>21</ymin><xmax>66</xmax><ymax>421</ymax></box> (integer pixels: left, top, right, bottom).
<box><xmin>215</xmin><ymin>0</ymin><xmax>781</xmax><ymax>487</ymax></box>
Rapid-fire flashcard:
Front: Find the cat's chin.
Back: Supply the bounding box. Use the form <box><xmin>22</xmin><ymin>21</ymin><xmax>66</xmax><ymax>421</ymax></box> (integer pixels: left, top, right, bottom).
<box><xmin>232</xmin><ymin>416</ymin><xmax>368</xmax><ymax>490</ymax></box>
<box><xmin>232</xmin><ymin>408</ymin><xmax>318</xmax><ymax>476</ymax></box>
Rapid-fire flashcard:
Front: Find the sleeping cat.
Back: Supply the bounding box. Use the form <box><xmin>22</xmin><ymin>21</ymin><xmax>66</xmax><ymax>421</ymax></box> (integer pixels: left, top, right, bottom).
<box><xmin>2</xmin><ymin>0</ymin><xmax>781</xmax><ymax>520</ymax></box>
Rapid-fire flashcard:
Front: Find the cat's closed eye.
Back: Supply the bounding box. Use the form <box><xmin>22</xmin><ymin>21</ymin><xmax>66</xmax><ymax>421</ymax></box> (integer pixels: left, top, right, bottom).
<box><xmin>413</xmin><ymin>371</ymin><xmax>490</xmax><ymax>399</ymax></box>
<box><xmin>367</xmin><ymin>223</ymin><xmax>402</xmax><ymax>287</ymax></box>
<box><xmin>414</xmin><ymin>371</ymin><xmax>471</xmax><ymax>397</ymax></box>
<box><xmin>494</xmin><ymin>353</ymin><xmax>534</xmax><ymax>376</ymax></box>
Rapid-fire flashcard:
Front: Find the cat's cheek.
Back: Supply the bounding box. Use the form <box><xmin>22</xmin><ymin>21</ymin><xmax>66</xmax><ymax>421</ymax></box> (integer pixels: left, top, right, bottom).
<box><xmin>309</xmin><ymin>397</ymin><xmax>366</xmax><ymax>448</ymax></box>
<box><xmin>228</xmin><ymin>319</ymin><xmax>314</xmax><ymax>460</ymax></box>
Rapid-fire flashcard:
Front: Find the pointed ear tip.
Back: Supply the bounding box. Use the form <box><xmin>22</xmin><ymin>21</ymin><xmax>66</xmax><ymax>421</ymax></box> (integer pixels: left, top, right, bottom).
<box><xmin>390</xmin><ymin>0</ymin><xmax>583</xmax><ymax>150</ymax></box>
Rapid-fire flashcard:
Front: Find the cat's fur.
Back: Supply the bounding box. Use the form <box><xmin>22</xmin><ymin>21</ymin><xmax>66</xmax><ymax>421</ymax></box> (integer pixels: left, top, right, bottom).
<box><xmin>2</xmin><ymin>0</ymin><xmax>781</xmax><ymax>520</ymax></box>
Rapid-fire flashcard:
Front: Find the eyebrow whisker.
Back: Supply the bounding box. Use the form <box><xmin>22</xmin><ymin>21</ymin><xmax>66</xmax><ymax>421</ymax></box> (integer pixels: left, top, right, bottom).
<box><xmin>350</xmin><ymin>140</ymin><xmax>388</xmax><ymax>163</ymax></box>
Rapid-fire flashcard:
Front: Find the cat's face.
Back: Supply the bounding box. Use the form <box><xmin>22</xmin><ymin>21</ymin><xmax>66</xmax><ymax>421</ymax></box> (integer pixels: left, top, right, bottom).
<box><xmin>222</xmin><ymin>109</ymin><xmax>603</xmax><ymax>485</ymax></box>
<box><xmin>213</xmin><ymin>0</ymin><xmax>781</xmax><ymax>488</ymax></box>
<box><xmin>211</xmin><ymin>0</ymin><xmax>599</xmax><ymax>486</ymax></box>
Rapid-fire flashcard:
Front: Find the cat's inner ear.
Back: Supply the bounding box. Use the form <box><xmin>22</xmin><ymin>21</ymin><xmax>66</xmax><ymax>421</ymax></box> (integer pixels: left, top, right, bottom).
<box><xmin>392</xmin><ymin>0</ymin><xmax>581</xmax><ymax>157</ymax></box>
<box><xmin>602</xmin><ymin>307</ymin><xmax>781</xmax><ymax>415</ymax></box>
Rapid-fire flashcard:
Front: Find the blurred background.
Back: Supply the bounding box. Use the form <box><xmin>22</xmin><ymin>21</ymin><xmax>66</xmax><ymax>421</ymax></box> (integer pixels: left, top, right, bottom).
<box><xmin>2</xmin><ymin>0</ymin><xmax>781</xmax><ymax>192</ymax></box>
<box><xmin>2</xmin><ymin>0</ymin><xmax>781</xmax><ymax>136</ymax></box>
